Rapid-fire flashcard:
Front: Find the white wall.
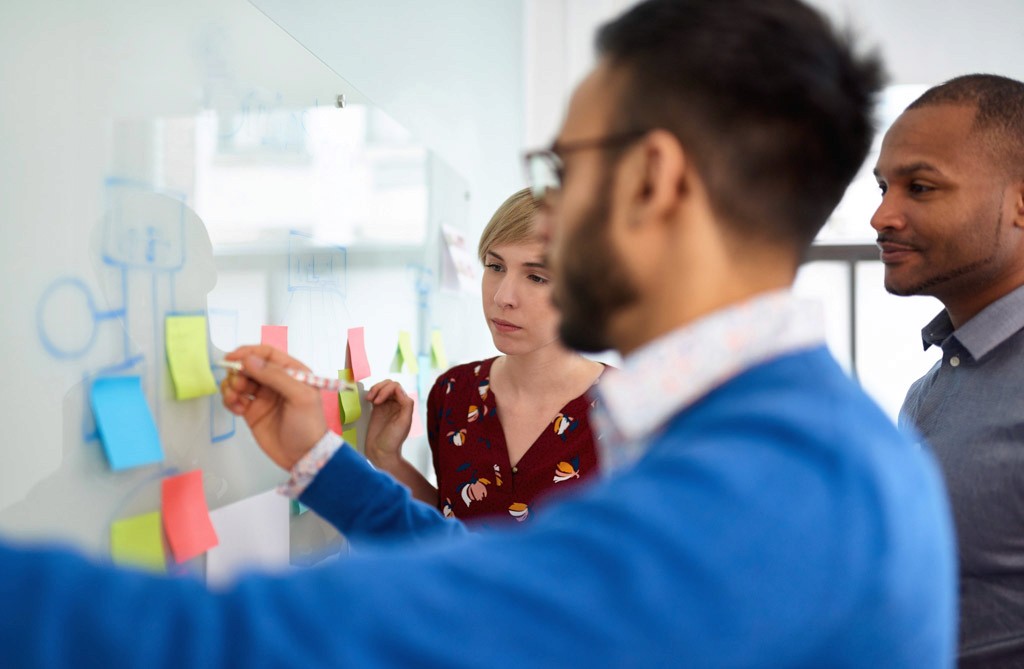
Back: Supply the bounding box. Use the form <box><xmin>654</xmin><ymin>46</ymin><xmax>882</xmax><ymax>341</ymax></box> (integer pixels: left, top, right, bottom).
<box><xmin>806</xmin><ymin>0</ymin><xmax>1024</xmax><ymax>87</ymax></box>
<box><xmin>525</xmin><ymin>0</ymin><xmax>1024</xmax><ymax>147</ymax></box>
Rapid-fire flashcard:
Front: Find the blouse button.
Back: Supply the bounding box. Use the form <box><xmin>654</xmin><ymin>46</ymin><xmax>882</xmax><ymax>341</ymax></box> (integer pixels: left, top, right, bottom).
<box><xmin>512</xmin><ymin>466</ymin><xmax>518</xmax><ymax>474</ymax></box>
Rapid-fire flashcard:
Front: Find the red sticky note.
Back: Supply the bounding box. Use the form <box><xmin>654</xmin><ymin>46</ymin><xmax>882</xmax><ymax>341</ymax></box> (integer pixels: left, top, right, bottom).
<box><xmin>162</xmin><ymin>470</ymin><xmax>219</xmax><ymax>563</ymax></box>
<box><xmin>322</xmin><ymin>389</ymin><xmax>343</xmax><ymax>436</ymax></box>
<box><xmin>261</xmin><ymin>325</ymin><xmax>288</xmax><ymax>353</ymax></box>
<box><xmin>346</xmin><ymin>327</ymin><xmax>371</xmax><ymax>381</ymax></box>
<box><xmin>408</xmin><ymin>390</ymin><xmax>425</xmax><ymax>438</ymax></box>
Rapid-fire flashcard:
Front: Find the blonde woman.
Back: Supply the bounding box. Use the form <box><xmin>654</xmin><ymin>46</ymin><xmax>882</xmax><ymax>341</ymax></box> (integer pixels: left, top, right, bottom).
<box><xmin>364</xmin><ymin>188</ymin><xmax>606</xmax><ymax>526</ymax></box>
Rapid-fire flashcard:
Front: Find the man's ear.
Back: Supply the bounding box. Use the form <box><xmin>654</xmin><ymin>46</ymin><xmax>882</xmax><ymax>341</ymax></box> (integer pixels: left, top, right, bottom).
<box><xmin>637</xmin><ymin>129</ymin><xmax>687</xmax><ymax>222</ymax></box>
<box><xmin>1013</xmin><ymin>179</ymin><xmax>1024</xmax><ymax>229</ymax></box>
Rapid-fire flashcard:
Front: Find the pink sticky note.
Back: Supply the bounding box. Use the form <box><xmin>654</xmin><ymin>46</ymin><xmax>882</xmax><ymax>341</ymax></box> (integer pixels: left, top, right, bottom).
<box><xmin>322</xmin><ymin>389</ymin><xmax>343</xmax><ymax>436</ymax></box>
<box><xmin>408</xmin><ymin>390</ymin><xmax>425</xmax><ymax>438</ymax></box>
<box><xmin>261</xmin><ymin>325</ymin><xmax>288</xmax><ymax>353</ymax></box>
<box><xmin>346</xmin><ymin>327</ymin><xmax>371</xmax><ymax>381</ymax></box>
<box><xmin>162</xmin><ymin>470</ymin><xmax>219</xmax><ymax>563</ymax></box>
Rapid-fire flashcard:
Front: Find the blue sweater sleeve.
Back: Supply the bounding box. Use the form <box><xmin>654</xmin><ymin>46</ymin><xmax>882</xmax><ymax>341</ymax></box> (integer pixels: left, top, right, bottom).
<box><xmin>0</xmin><ymin>373</ymin><xmax>954</xmax><ymax>668</ymax></box>
<box><xmin>298</xmin><ymin>443</ymin><xmax>468</xmax><ymax>544</ymax></box>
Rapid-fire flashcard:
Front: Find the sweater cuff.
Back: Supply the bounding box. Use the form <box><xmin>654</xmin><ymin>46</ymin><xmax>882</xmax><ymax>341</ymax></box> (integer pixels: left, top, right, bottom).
<box><xmin>277</xmin><ymin>431</ymin><xmax>345</xmax><ymax>499</ymax></box>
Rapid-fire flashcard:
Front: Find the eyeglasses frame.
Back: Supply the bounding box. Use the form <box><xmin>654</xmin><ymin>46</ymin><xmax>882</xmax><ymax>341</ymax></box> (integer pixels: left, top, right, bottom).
<box><xmin>522</xmin><ymin>129</ymin><xmax>649</xmax><ymax>200</ymax></box>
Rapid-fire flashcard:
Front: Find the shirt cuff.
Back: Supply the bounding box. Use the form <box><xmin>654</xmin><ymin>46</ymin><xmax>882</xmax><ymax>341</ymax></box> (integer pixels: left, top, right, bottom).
<box><xmin>277</xmin><ymin>431</ymin><xmax>345</xmax><ymax>499</ymax></box>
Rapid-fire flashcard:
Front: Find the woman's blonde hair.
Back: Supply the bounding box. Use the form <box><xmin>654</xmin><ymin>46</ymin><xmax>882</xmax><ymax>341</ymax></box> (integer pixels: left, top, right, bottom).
<box><xmin>477</xmin><ymin>188</ymin><xmax>541</xmax><ymax>262</ymax></box>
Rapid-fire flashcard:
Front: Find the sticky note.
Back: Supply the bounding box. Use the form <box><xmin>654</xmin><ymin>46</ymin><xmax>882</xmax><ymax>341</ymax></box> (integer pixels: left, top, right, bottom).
<box><xmin>346</xmin><ymin>326</ymin><xmax>371</xmax><ymax>381</ymax></box>
<box><xmin>343</xmin><ymin>426</ymin><xmax>358</xmax><ymax>449</ymax></box>
<box><xmin>261</xmin><ymin>325</ymin><xmax>288</xmax><ymax>352</ymax></box>
<box><xmin>110</xmin><ymin>511</ymin><xmax>166</xmax><ymax>573</ymax></box>
<box><xmin>391</xmin><ymin>331</ymin><xmax>419</xmax><ymax>374</ymax></box>
<box><xmin>408</xmin><ymin>390</ymin><xmax>425</xmax><ymax>438</ymax></box>
<box><xmin>162</xmin><ymin>470</ymin><xmax>219</xmax><ymax>563</ymax></box>
<box><xmin>431</xmin><ymin>330</ymin><xmax>449</xmax><ymax>370</ymax></box>
<box><xmin>339</xmin><ymin>369</ymin><xmax>361</xmax><ymax>424</ymax></box>
<box><xmin>321</xmin><ymin>389</ymin><xmax>343</xmax><ymax>436</ymax></box>
<box><xmin>91</xmin><ymin>376</ymin><xmax>164</xmax><ymax>470</ymax></box>
<box><xmin>206</xmin><ymin>490</ymin><xmax>289</xmax><ymax>588</ymax></box>
<box><xmin>292</xmin><ymin>500</ymin><xmax>309</xmax><ymax>515</ymax></box>
<box><xmin>165</xmin><ymin>315</ymin><xmax>218</xmax><ymax>400</ymax></box>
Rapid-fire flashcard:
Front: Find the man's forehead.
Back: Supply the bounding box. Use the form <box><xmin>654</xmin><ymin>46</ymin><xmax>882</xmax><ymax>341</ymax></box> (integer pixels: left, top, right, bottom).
<box><xmin>877</xmin><ymin>105</ymin><xmax>980</xmax><ymax>171</ymax></box>
<box><xmin>559</xmin><ymin>62</ymin><xmax>620</xmax><ymax>142</ymax></box>
<box><xmin>886</xmin><ymin>106</ymin><xmax>977</xmax><ymax>149</ymax></box>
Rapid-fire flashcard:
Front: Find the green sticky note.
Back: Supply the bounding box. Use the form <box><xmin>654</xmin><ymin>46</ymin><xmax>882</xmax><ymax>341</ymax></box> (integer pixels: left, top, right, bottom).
<box><xmin>431</xmin><ymin>330</ymin><xmax>449</xmax><ymax>370</ymax></box>
<box><xmin>165</xmin><ymin>315</ymin><xmax>218</xmax><ymax>400</ymax></box>
<box><xmin>343</xmin><ymin>426</ymin><xmax>358</xmax><ymax>449</ymax></box>
<box><xmin>111</xmin><ymin>511</ymin><xmax>167</xmax><ymax>573</ymax></box>
<box><xmin>340</xmin><ymin>389</ymin><xmax>361</xmax><ymax>424</ymax></box>
<box><xmin>292</xmin><ymin>500</ymin><xmax>309</xmax><ymax>515</ymax></box>
<box><xmin>396</xmin><ymin>331</ymin><xmax>419</xmax><ymax>374</ymax></box>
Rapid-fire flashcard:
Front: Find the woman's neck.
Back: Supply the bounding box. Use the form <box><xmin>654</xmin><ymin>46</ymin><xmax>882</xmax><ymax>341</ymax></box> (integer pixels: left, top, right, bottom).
<box><xmin>492</xmin><ymin>344</ymin><xmax>597</xmax><ymax>401</ymax></box>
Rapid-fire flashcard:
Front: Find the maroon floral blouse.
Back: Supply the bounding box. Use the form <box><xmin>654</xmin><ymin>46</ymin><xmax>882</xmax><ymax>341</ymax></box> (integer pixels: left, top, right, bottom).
<box><xmin>427</xmin><ymin>357</ymin><xmax>601</xmax><ymax>528</ymax></box>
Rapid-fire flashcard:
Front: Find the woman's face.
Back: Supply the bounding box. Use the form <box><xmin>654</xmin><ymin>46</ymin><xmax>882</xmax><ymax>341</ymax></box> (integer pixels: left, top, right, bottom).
<box><xmin>481</xmin><ymin>240</ymin><xmax>561</xmax><ymax>356</ymax></box>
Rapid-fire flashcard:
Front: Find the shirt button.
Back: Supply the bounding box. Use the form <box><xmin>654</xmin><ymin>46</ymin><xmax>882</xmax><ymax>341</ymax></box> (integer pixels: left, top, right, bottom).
<box><xmin>512</xmin><ymin>466</ymin><xmax>518</xmax><ymax>474</ymax></box>
<box><xmin>949</xmin><ymin>355</ymin><xmax>960</xmax><ymax>367</ymax></box>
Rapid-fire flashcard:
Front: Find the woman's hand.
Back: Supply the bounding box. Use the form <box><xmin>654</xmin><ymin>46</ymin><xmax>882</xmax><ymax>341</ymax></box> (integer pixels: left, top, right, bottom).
<box><xmin>364</xmin><ymin>380</ymin><xmax>415</xmax><ymax>468</ymax></box>
<box><xmin>219</xmin><ymin>345</ymin><xmax>328</xmax><ymax>471</ymax></box>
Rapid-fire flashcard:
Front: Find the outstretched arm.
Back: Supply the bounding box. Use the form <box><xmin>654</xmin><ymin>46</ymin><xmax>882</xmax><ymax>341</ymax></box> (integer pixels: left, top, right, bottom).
<box><xmin>220</xmin><ymin>346</ymin><xmax>464</xmax><ymax>544</ymax></box>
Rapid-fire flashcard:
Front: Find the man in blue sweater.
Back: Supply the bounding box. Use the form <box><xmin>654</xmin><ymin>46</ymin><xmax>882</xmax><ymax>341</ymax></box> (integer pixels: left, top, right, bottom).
<box><xmin>1</xmin><ymin>0</ymin><xmax>955</xmax><ymax>667</ymax></box>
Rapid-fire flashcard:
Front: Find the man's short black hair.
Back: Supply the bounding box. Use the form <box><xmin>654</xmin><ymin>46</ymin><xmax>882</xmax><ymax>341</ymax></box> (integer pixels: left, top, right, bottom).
<box><xmin>908</xmin><ymin>74</ymin><xmax>1024</xmax><ymax>179</ymax></box>
<box><xmin>596</xmin><ymin>0</ymin><xmax>885</xmax><ymax>249</ymax></box>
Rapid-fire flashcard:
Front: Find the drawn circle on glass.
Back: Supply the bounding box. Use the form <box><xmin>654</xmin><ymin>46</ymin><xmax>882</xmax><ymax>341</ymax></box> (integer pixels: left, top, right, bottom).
<box><xmin>36</xmin><ymin>277</ymin><xmax>98</xmax><ymax>359</ymax></box>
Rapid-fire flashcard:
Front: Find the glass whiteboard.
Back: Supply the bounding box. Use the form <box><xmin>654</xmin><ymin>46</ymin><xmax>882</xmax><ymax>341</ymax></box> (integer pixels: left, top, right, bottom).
<box><xmin>0</xmin><ymin>0</ymin><xmax>474</xmax><ymax>570</ymax></box>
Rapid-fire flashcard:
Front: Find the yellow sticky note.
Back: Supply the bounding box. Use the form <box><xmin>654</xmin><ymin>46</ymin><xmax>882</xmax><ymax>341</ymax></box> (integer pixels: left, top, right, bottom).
<box><xmin>395</xmin><ymin>331</ymin><xmax>419</xmax><ymax>374</ymax></box>
<box><xmin>111</xmin><ymin>511</ymin><xmax>167</xmax><ymax>573</ymax></box>
<box><xmin>431</xmin><ymin>330</ymin><xmax>449</xmax><ymax>370</ymax></box>
<box><xmin>166</xmin><ymin>315</ymin><xmax>218</xmax><ymax>400</ymax></box>
<box><xmin>343</xmin><ymin>426</ymin><xmax>358</xmax><ymax>449</ymax></box>
<box><xmin>339</xmin><ymin>369</ymin><xmax>361</xmax><ymax>424</ymax></box>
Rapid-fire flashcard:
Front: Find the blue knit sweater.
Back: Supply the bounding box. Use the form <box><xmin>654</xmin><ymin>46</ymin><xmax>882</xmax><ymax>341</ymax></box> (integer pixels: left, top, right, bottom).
<box><xmin>0</xmin><ymin>347</ymin><xmax>956</xmax><ymax>667</ymax></box>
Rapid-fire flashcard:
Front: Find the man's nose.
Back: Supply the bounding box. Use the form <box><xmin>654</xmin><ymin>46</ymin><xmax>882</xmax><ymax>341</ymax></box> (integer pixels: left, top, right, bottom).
<box><xmin>870</xmin><ymin>193</ymin><xmax>905</xmax><ymax>233</ymax></box>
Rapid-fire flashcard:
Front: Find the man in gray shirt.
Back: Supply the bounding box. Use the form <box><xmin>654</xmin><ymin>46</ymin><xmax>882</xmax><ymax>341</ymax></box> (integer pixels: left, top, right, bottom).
<box><xmin>871</xmin><ymin>73</ymin><xmax>1024</xmax><ymax>665</ymax></box>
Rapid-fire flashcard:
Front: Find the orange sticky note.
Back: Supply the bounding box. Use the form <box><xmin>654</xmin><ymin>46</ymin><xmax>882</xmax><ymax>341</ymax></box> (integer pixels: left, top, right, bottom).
<box><xmin>162</xmin><ymin>470</ymin><xmax>219</xmax><ymax>563</ymax></box>
<box><xmin>346</xmin><ymin>327</ymin><xmax>371</xmax><ymax>381</ymax></box>
<box><xmin>261</xmin><ymin>325</ymin><xmax>288</xmax><ymax>353</ymax></box>
<box><xmin>408</xmin><ymin>390</ymin><xmax>425</xmax><ymax>438</ymax></box>
<box><xmin>322</xmin><ymin>389</ymin><xmax>343</xmax><ymax>435</ymax></box>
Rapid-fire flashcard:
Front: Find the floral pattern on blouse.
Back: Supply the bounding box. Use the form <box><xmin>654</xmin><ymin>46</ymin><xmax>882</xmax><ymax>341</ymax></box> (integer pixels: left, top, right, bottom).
<box><xmin>427</xmin><ymin>357</ymin><xmax>602</xmax><ymax>527</ymax></box>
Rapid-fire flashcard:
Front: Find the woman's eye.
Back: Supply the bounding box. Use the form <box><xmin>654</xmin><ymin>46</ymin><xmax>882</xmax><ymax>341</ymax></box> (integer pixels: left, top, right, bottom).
<box><xmin>485</xmin><ymin>263</ymin><xmax>504</xmax><ymax>273</ymax></box>
<box><xmin>528</xmin><ymin>274</ymin><xmax>549</xmax><ymax>285</ymax></box>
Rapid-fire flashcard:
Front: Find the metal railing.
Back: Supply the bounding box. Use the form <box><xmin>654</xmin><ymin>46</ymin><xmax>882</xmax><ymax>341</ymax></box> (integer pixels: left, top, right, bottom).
<box><xmin>802</xmin><ymin>243</ymin><xmax>879</xmax><ymax>381</ymax></box>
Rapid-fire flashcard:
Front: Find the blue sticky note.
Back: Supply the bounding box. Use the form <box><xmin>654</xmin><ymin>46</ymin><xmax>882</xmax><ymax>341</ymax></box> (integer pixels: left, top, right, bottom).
<box><xmin>91</xmin><ymin>376</ymin><xmax>164</xmax><ymax>470</ymax></box>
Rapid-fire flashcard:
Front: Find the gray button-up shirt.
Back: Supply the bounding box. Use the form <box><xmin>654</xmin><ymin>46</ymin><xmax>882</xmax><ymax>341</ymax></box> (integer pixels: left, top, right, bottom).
<box><xmin>900</xmin><ymin>283</ymin><xmax>1024</xmax><ymax>657</ymax></box>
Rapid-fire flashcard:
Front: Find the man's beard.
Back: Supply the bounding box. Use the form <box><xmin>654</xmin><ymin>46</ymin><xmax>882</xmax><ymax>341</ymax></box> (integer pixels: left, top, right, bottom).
<box><xmin>885</xmin><ymin>208</ymin><xmax>1002</xmax><ymax>298</ymax></box>
<box><xmin>554</xmin><ymin>186</ymin><xmax>641</xmax><ymax>353</ymax></box>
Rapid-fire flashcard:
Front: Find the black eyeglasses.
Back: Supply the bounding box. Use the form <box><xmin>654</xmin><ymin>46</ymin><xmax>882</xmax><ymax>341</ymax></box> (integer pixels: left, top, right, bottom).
<box><xmin>522</xmin><ymin>130</ymin><xmax>648</xmax><ymax>201</ymax></box>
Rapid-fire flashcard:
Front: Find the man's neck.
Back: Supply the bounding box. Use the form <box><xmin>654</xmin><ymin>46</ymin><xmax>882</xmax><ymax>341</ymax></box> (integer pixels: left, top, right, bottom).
<box><xmin>613</xmin><ymin>274</ymin><xmax>795</xmax><ymax>357</ymax></box>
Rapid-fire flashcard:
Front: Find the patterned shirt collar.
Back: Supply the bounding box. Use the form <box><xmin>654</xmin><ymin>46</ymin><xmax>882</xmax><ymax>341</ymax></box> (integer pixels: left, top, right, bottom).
<box><xmin>920</xmin><ymin>283</ymin><xmax>1024</xmax><ymax>361</ymax></box>
<box><xmin>591</xmin><ymin>289</ymin><xmax>826</xmax><ymax>472</ymax></box>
